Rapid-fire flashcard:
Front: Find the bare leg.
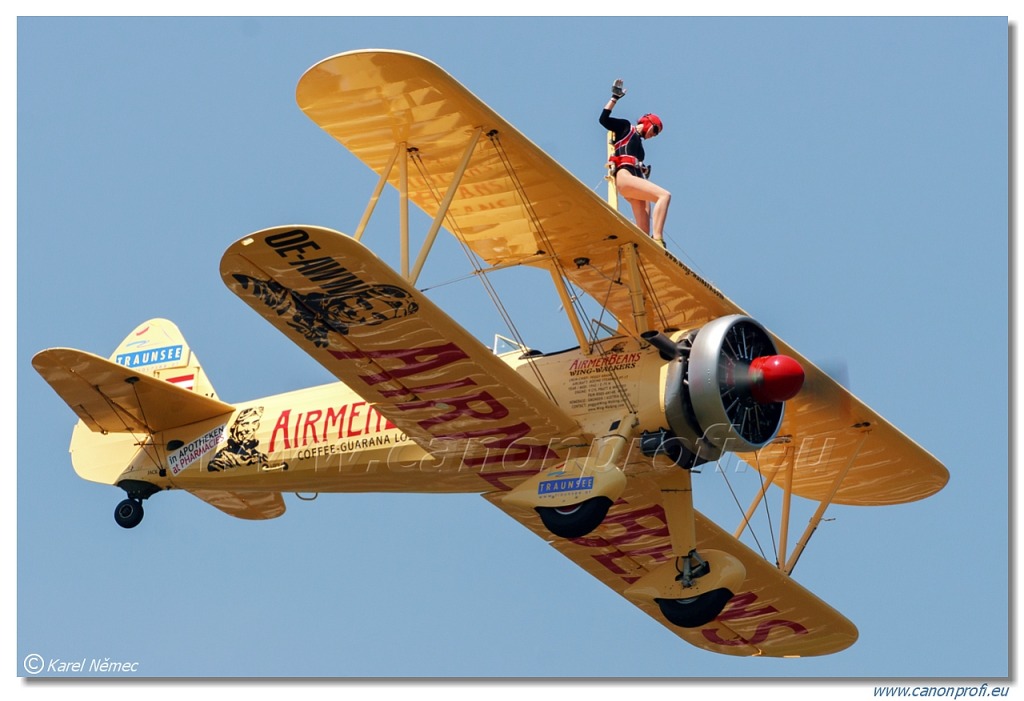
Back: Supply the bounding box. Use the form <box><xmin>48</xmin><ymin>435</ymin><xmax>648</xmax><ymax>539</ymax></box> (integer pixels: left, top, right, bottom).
<box><xmin>627</xmin><ymin>199</ymin><xmax>651</xmax><ymax>234</ymax></box>
<box><xmin>616</xmin><ymin>171</ymin><xmax>671</xmax><ymax>239</ymax></box>
<box><xmin>650</xmin><ymin>194</ymin><xmax>670</xmax><ymax>239</ymax></box>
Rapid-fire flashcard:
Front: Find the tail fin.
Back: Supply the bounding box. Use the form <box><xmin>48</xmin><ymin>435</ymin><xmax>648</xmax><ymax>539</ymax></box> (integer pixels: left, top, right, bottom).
<box><xmin>109</xmin><ymin>318</ymin><xmax>220</xmax><ymax>400</ymax></box>
<box><xmin>33</xmin><ymin>319</ymin><xmax>234</xmax><ymax>486</ymax></box>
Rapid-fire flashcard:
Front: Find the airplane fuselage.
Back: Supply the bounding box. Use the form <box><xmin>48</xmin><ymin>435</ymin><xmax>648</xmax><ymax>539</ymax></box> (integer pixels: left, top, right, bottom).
<box><xmin>72</xmin><ymin>335</ymin><xmax>684</xmax><ymax>497</ymax></box>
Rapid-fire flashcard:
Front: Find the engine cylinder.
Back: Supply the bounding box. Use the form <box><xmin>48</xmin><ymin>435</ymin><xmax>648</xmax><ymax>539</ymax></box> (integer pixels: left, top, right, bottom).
<box><xmin>664</xmin><ymin>315</ymin><xmax>793</xmax><ymax>455</ymax></box>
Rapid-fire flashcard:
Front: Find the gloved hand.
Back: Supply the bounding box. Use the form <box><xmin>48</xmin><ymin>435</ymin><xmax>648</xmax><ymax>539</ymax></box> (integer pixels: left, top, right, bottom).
<box><xmin>611</xmin><ymin>79</ymin><xmax>626</xmax><ymax>100</ymax></box>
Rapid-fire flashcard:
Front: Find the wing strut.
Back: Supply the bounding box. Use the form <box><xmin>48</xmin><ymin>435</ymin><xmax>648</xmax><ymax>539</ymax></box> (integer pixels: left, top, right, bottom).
<box><xmin>732</xmin><ymin>447</ymin><xmax>787</xmax><ymax>544</ymax></box>
<box><xmin>399</xmin><ymin>142</ymin><xmax>410</xmax><ymax>276</ymax></box>
<box><xmin>409</xmin><ymin>127</ymin><xmax>483</xmax><ymax>284</ymax></box>
<box><xmin>783</xmin><ymin>431</ymin><xmax>869</xmax><ymax>575</ymax></box>
<box><xmin>351</xmin><ymin>129</ymin><xmax>485</xmax><ymax>287</ymax></box>
<box><xmin>732</xmin><ymin>429</ymin><xmax>871</xmax><ymax>575</ymax></box>
<box><xmin>547</xmin><ymin>265</ymin><xmax>593</xmax><ymax>353</ymax></box>
<box><xmin>623</xmin><ymin>243</ymin><xmax>650</xmax><ymax>336</ymax></box>
<box><xmin>777</xmin><ymin>444</ymin><xmax>796</xmax><ymax>568</ymax></box>
<box><xmin>353</xmin><ymin>143</ymin><xmax>402</xmax><ymax>242</ymax></box>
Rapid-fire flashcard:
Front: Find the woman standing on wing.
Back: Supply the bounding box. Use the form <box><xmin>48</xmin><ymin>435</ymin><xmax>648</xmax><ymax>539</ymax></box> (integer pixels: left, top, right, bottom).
<box><xmin>600</xmin><ymin>79</ymin><xmax>671</xmax><ymax>246</ymax></box>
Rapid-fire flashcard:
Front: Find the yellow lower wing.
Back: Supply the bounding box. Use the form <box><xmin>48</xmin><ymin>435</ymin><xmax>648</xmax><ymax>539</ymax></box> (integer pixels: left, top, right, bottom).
<box><xmin>484</xmin><ymin>475</ymin><xmax>858</xmax><ymax>657</ymax></box>
<box><xmin>32</xmin><ymin>348</ymin><xmax>235</xmax><ymax>434</ymax></box>
<box><xmin>220</xmin><ymin>225</ymin><xmax>584</xmax><ymax>471</ymax></box>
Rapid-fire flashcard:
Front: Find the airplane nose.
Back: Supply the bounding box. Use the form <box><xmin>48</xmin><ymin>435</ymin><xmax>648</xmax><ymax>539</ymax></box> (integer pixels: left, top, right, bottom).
<box><xmin>749</xmin><ymin>355</ymin><xmax>805</xmax><ymax>404</ymax></box>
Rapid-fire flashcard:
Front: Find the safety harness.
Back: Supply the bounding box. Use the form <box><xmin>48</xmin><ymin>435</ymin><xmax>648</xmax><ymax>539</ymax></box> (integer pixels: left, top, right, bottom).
<box><xmin>608</xmin><ymin>126</ymin><xmax>649</xmax><ymax>178</ymax></box>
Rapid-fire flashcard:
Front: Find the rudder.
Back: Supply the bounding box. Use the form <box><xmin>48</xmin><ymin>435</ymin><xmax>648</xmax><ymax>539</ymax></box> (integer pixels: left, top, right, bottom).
<box><xmin>109</xmin><ymin>318</ymin><xmax>220</xmax><ymax>400</ymax></box>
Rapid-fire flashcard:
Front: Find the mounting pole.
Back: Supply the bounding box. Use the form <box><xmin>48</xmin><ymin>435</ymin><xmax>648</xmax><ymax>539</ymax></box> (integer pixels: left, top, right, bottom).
<box><xmin>606</xmin><ymin>131</ymin><xmax>618</xmax><ymax>209</ymax></box>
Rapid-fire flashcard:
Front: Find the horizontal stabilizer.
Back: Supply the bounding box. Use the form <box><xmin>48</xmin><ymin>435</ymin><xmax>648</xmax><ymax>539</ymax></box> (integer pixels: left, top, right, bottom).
<box><xmin>33</xmin><ymin>348</ymin><xmax>235</xmax><ymax>434</ymax></box>
<box><xmin>187</xmin><ymin>489</ymin><xmax>286</xmax><ymax>520</ymax></box>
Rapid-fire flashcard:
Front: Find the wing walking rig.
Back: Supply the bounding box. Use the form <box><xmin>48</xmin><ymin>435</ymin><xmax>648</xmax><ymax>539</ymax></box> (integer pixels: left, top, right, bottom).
<box><xmin>33</xmin><ymin>50</ymin><xmax>948</xmax><ymax>658</ymax></box>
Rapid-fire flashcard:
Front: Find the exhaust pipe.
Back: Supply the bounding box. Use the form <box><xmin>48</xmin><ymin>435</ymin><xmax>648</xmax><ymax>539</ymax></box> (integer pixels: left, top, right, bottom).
<box><xmin>641</xmin><ymin>330</ymin><xmax>682</xmax><ymax>361</ymax></box>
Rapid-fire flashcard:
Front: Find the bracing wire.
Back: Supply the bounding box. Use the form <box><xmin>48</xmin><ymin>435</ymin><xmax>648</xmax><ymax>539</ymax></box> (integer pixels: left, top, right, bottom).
<box><xmin>124</xmin><ymin>377</ymin><xmax>150</xmax><ymax>429</ymax></box>
<box><xmin>484</xmin><ymin>132</ymin><xmax>595</xmax><ymax>339</ymax></box>
<box><xmin>417</xmin><ymin>270</ymin><xmax>481</xmax><ymax>292</ymax></box>
<box><xmin>91</xmin><ymin>375</ymin><xmax>164</xmax><ymax>474</ymax></box>
<box><xmin>639</xmin><ymin>262</ymin><xmax>672</xmax><ymax>331</ymax></box>
<box><xmin>125</xmin><ymin>377</ymin><xmax>171</xmax><ymax>474</ymax></box>
<box><xmin>716</xmin><ymin>454</ymin><xmax>769</xmax><ymax>561</ymax></box>
<box><xmin>592</xmin><ymin>248</ymin><xmax>623</xmax><ymax>339</ymax></box>
<box><xmin>664</xmin><ymin>233</ymin><xmax>712</xmax><ymax>283</ymax></box>
<box><xmin>484</xmin><ymin>131</ymin><xmax>640</xmax><ymax>413</ymax></box>
<box><xmin>752</xmin><ymin>449</ymin><xmax>779</xmax><ymax>564</ymax></box>
<box><xmin>716</xmin><ymin>449</ymin><xmax>784</xmax><ymax>567</ymax></box>
<box><xmin>406</xmin><ymin>147</ymin><xmax>559</xmax><ymax>403</ymax></box>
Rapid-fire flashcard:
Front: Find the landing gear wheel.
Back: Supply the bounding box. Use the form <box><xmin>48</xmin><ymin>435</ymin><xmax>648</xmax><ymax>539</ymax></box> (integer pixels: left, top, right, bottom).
<box><xmin>536</xmin><ymin>496</ymin><xmax>612</xmax><ymax>539</ymax></box>
<box><xmin>655</xmin><ymin>588</ymin><xmax>734</xmax><ymax>628</ymax></box>
<box><xmin>114</xmin><ymin>498</ymin><xmax>144</xmax><ymax>529</ymax></box>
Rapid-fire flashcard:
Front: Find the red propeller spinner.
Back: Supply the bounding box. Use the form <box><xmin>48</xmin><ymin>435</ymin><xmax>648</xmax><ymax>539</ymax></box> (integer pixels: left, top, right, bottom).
<box><xmin>748</xmin><ymin>355</ymin><xmax>805</xmax><ymax>404</ymax></box>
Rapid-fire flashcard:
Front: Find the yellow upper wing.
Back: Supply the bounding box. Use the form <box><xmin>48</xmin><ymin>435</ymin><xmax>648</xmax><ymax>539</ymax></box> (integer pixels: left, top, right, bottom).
<box><xmin>296</xmin><ymin>49</ymin><xmax>947</xmax><ymax>506</ymax></box>
<box><xmin>220</xmin><ymin>225</ymin><xmax>584</xmax><ymax>470</ymax></box>
<box><xmin>296</xmin><ymin>50</ymin><xmax>730</xmax><ymax>330</ymax></box>
<box><xmin>484</xmin><ymin>474</ymin><xmax>858</xmax><ymax>657</ymax></box>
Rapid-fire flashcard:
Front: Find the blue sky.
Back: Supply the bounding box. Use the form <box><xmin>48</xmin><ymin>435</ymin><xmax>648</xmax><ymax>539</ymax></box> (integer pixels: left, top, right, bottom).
<box><xmin>14</xmin><ymin>14</ymin><xmax>1010</xmax><ymax>689</ymax></box>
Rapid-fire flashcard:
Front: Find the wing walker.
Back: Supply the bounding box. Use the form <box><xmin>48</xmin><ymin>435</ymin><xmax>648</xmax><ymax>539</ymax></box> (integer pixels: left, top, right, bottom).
<box><xmin>33</xmin><ymin>50</ymin><xmax>948</xmax><ymax>657</ymax></box>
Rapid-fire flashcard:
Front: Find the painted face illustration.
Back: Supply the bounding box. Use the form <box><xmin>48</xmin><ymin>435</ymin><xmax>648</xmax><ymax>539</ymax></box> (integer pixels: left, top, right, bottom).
<box><xmin>207</xmin><ymin>406</ymin><xmax>270</xmax><ymax>472</ymax></box>
<box><xmin>322</xmin><ymin>284</ymin><xmax>418</xmax><ymax>326</ymax></box>
<box><xmin>230</xmin><ymin>407</ymin><xmax>263</xmax><ymax>444</ymax></box>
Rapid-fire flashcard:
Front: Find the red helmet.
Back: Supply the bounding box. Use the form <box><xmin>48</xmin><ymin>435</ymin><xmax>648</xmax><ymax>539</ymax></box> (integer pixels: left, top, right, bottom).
<box><xmin>638</xmin><ymin>113</ymin><xmax>663</xmax><ymax>138</ymax></box>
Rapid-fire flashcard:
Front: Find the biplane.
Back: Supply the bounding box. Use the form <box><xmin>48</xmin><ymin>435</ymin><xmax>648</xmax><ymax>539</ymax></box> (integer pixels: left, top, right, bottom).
<box><xmin>32</xmin><ymin>49</ymin><xmax>948</xmax><ymax>658</ymax></box>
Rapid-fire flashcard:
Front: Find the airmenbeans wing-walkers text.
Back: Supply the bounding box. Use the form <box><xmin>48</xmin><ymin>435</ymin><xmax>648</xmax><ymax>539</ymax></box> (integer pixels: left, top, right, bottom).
<box><xmin>568</xmin><ymin>352</ymin><xmax>641</xmax><ymax>376</ymax></box>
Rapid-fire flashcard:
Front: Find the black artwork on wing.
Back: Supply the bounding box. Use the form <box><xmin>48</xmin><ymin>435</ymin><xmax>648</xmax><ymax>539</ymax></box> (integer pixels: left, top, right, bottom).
<box><xmin>232</xmin><ymin>274</ymin><xmax>419</xmax><ymax>348</ymax></box>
